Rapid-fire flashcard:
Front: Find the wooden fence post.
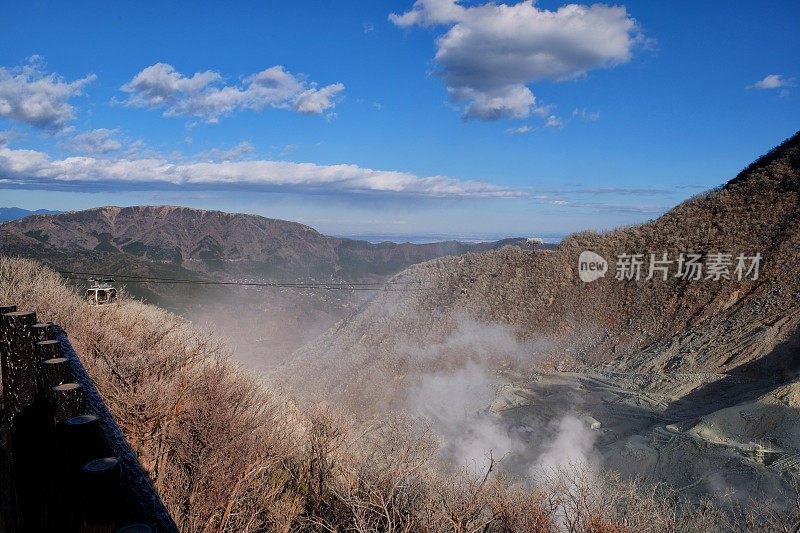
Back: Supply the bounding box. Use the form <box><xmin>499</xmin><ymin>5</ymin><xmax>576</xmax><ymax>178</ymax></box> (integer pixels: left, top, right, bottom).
<box><xmin>36</xmin><ymin>339</ymin><xmax>61</xmax><ymax>362</ymax></box>
<box><xmin>0</xmin><ymin>311</ymin><xmax>37</xmax><ymax>418</ymax></box>
<box><xmin>36</xmin><ymin>341</ymin><xmax>62</xmax><ymax>401</ymax></box>
<box><xmin>42</xmin><ymin>357</ymin><xmax>71</xmax><ymax>394</ymax></box>
<box><xmin>56</xmin><ymin>415</ymin><xmax>112</xmax><ymax>533</ymax></box>
<box><xmin>31</xmin><ymin>339</ymin><xmax>66</xmax><ymax>532</ymax></box>
<box><xmin>81</xmin><ymin>457</ymin><xmax>121</xmax><ymax>533</ymax></box>
<box><xmin>52</xmin><ymin>383</ymin><xmax>85</xmax><ymax>424</ymax></box>
<box><xmin>0</xmin><ymin>310</ymin><xmax>45</xmax><ymax>531</ymax></box>
<box><xmin>40</xmin><ymin>356</ymin><xmax>77</xmax><ymax>532</ymax></box>
<box><xmin>65</xmin><ymin>415</ymin><xmax>110</xmax><ymax>467</ymax></box>
<box><xmin>32</xmin><ymin>322</ymin><xmax>55</xmax><ymax>343</ymax></box>
<box><xmin>0</xmin><ymin>305</ymin><xmax>18</xmax><ymax>411</ymax></box>
<box><xmin>0</xmin><ymin>305</ymin><xmax>18</xmax><ymax>533</ymax></box>
<box><xmin>47</xmin><ymin>383</ymin><xmax>85</xmax><ymax>532</ymax></box>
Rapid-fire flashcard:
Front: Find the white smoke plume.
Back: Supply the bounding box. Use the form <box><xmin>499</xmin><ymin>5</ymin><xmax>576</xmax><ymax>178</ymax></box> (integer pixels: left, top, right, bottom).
<box><xmin>533</xmin><ymin>415</ymin><xmax>598</xmax><ymax>476</ymax></box>
<box><xmin>400</xmin><ymin>317</ymin><xmax>597</xmax><ymax>476</ymax></box>
<box><xmin>407</xmin><ymin>361</ymin><xmax>523</xmax><ymax>469</ymax></box>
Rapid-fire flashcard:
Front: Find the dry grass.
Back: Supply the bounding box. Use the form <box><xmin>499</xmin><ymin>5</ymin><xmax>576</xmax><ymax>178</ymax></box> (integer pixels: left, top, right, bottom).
<box><xmin>2</xmin><ymin>256</ymin><xmax>799</xmax><ymax>532</ymax></box>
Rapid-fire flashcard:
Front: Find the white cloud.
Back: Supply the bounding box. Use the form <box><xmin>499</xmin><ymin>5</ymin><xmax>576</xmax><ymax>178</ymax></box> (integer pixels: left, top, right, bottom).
<box><xmin>748</xmin><ymin>74</ymin><xmax>795</xmax><ymax>90</ymax></box>
<box><xmin>0</xmin><ymin>130</ymin><xmax>25</xmax><ymax>147</ymax></box>
<box><xmin>505</xmin><ymin>125</ymin><xmax>532</xmax><ymax>135</ymax></box>
<box><xmin>390</xmin><ymin>0</ymin><xmax>642</xmax><ymax>121</ymax></box>
<box><xmin>293</xmin><ymin>82</ymin><xmax>345</xmax><ymax>114</ymax></box>
<box><xmin>194</xmin><ymin>141</ymin><xmax>254</xmax><ymax>162</ymax></box>
<box><xmin>58</xmin><ymin>128</ymin><xmax>122</xmax><ymax>154</ymax></box>
<box><xmin>544</xmin><ymin>115</ymin><xmax>563</xmax><ymax>129</ymax></box>
<box><xmin>572</xmin><ymin>108</ymin><xmax>600</xmax><ymax>121</ymax></box>
<box><xmin>533</xmin><ymin>104</ymin><xmax>554</xmax><ymax>118</ymax></box>
<box><xmin>504</xmin><ymin>114</ymin><xmax>562</xmax><ymax>134</ymax></box>
<box><xmin>0</xmin><ymin>145</ymin><xmax>522</xmax><ymax>198</ymax></box>
<box><xmin>0</xmin><ymin>56</ymin><xmax>95</xmax><ymax>132</ymax></box>
<box><xmin>122</xmin><ymin>139</ymin><xmax>154</xmax><ymax>159</ymax></box>
<box><xmin>451</xmin><ymin>85</ymin><xmax>536</xmax><ymax>121</ymax></box>
<box><xmin>120</xmin><ymin>63</ymin><xmax>344</xmax><ymax>121</ymax></box>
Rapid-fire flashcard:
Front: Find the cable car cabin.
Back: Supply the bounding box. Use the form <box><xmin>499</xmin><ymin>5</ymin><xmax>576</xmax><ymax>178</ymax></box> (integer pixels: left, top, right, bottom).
<box><xmin>85</xmin><ymin>280</ymin><xmax>117</xmax><ymax>305</ymax></box>
<box><xmin>86</xmin><ymin>287</ymin><xmax>117</xmax><ymax>305</ymax></box>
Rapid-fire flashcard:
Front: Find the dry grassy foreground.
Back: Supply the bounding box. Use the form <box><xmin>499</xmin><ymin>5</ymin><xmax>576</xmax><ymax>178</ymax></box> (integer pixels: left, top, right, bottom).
<box><xmin>1</xmin><ymin>257</ymin><xmax>798</xmax><ymax>532</ymax></box>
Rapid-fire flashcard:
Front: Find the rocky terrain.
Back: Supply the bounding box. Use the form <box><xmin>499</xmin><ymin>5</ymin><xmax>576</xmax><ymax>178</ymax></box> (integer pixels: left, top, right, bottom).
<box><xmin>279</xmin><ymin>131</ymin><xmax>800</xmax><ymax>500</ymax></box>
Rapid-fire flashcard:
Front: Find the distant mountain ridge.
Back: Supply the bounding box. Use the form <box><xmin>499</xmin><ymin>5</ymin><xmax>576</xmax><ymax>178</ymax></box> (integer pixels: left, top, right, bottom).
<box><xmin>0</xmin><ymin>205</ymin><xmax>531</xmax><ymax>282</ymax></box>
<box><xmin>0</xmin><ymin>206</ymin><xmax>536</xmax><ymax>358</ymax></box>
<box><xmin>0</xmin><ymin>207</ymin><xmax>63</xmax><ymax>222</ymax></box>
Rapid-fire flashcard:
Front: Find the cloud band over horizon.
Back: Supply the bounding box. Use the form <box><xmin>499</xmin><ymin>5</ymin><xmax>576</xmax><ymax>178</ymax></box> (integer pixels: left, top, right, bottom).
<box><xmin>0</xmin><ymin>145</ymin><xmax>524</xmax><ymax>198</ymax></box>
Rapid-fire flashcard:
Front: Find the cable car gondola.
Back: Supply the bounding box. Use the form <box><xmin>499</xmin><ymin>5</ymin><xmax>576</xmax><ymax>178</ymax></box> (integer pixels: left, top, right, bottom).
<box><xmin>85</xmin><ymin>279</ymin><xmax>117</xmax><ymax>305</ymax></box>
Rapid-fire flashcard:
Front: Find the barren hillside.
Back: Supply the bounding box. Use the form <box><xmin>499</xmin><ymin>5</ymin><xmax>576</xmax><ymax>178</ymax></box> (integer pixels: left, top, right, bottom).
<box><xmin>282</xmin><ymin>131</ymin><xmax>800</xmax><ymax>406</ymax></box>
<box><xmin>273</xmin><ymin>132</ymin><xmax>800</xmax><ymax>504</ymax></box>
<box><xmin>5</xmin><ymin>257</ymin><xmax>792</xmax><ymax>533</ymax></box>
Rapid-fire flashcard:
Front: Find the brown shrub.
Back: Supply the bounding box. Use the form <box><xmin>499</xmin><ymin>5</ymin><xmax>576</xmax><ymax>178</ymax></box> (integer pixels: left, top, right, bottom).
<box><xmin>3</xmin><ymin>256</ymin><xmax>800</xmax><ymax>532</ymax></box>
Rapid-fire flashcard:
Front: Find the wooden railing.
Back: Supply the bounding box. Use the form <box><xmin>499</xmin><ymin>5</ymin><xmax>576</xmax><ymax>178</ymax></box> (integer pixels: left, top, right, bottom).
<box><xmin>0</xmin><ymin>305</ymin><xmax>178</xmax><ymax>532</ymax></box>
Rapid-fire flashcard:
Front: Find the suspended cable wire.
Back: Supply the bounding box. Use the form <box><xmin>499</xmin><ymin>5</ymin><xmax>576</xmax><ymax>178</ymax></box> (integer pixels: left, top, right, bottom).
<box><xmin>56</xmin><ymin>270</ymin><xmax>436</xmax><ymax>292</ymax></box>
<box><xmin>57</xmin><ymin>270</ymin><xmax>422</xmax><ymax>285</ymax></box>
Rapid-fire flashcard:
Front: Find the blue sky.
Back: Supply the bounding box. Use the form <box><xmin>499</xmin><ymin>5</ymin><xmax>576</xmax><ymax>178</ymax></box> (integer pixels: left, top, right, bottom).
<box><xmin>0</xmin><ymin>0</ymin><xmax>797</xmax><ymax>240</ymax></box>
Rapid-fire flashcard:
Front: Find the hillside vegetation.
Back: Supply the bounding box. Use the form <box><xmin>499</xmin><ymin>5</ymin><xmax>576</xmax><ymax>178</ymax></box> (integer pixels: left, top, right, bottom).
<box><xmin>4</xmin><ymin>257</ymin><xmax>797</xmax><ymax>532</ymax></box>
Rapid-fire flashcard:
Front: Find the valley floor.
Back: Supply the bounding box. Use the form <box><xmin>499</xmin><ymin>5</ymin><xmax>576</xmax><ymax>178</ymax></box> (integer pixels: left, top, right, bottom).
<box><xmin>492</xmin><ymin>369</ymin><xmax>800</xmax><ymax>501</ymax></box>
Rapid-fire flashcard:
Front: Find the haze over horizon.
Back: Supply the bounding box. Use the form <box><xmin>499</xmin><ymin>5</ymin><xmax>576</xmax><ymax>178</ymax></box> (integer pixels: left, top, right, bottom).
<box><xmin>1</xmin><ymin>0</ymin><xmax>797</xmax><ymax>237</ymax></box>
